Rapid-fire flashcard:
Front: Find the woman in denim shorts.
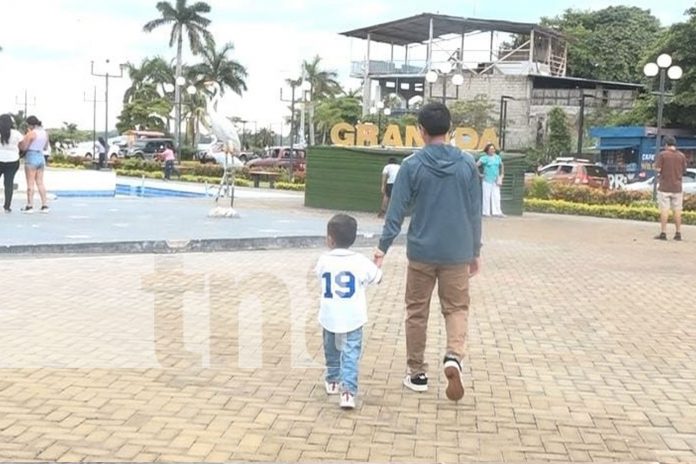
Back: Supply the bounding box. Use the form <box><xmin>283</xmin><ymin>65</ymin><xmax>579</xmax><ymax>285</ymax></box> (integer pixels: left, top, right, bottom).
<box><xmin>19</xmin><ymin>115</ymin><xmax>49</xmax><ymax>213</ymax></box>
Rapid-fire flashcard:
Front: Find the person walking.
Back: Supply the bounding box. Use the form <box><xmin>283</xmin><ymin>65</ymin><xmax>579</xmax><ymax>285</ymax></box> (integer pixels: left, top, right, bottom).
<box><xmin>373</xmin><ymin>102</ymin><xmax>482</xmax><ymax>401</ymax></box>
<box><xmin>18</xmin><ymin>115</ymin><xmax>50</xmax><ymax>213</ymax></box>
<box><xmin>477</xmin><ymin>143</ymin><xmax>505</xmax><ymax>217</ymax></box>
<box><xmin>316</xmin><ymin>214</ymin><xmax>382</xmax><ymax>409</ymax></box>
<box><xmin>654</xmin><ymin>136</ymin><xmax>688</xmax><ymax>241</ymax></box>
<box><xmin>0</xmin><ymin>114</ymin><xmax>22</xmax><ymax>213</ymax></box>
<box><xmin>161</xmin><ymin>145</ymin><xmax>176</xmax><ymax>180</ymax></box>
<box><xmin>97</xmin><ymin>137</ymin><xmax>108</xmax><ymax>168</ymax></box>
<box><xmin>378</xmin><ymin>157</ymin><xmax>400</xmax><ymax>218</ymax></box>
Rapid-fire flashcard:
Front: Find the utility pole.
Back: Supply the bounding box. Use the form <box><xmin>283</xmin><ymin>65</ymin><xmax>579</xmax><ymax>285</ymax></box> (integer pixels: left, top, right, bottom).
<box><xmin>15</xmin><ymin>90</ymin><xmax>36</xmax><ymax>123</ymax></box>
<box><xmin>91</xmin><ymin>59</ymin><xmax>124</xmax><ymax>167</ymax></box>
<box><xmin>281</xmin><ymin>84</ymin><xmax>300</xmax><ymax>150</ymax></box>
<box><xmin>84</xmin><ymin>87</ymin><xmax>105</xmax><ymax>164</ymax></box>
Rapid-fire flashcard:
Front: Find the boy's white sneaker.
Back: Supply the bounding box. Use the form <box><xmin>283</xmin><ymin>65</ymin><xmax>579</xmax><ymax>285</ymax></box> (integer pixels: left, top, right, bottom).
<box><xmin>324</xmin><ymin>381</ymin><xmax>339</xmax><ymax>395</ymax></box>
<box><xmin>339</xmin><ymin>392</ymin><xmax>355</xmax><ymax>409</ymax></box>
<box><xmin>403</xmin><ymin>373</ymin><xmax>428</xmax><ymax>392</ymax></box>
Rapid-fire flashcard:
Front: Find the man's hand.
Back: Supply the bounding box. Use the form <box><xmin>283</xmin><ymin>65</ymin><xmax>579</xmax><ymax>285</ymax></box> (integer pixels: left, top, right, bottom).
<box><xmin>373</xmin><ymin>248</ymin><xmax>385</xmax><ymax>268</ymax></box>
<box><xmin>469</xmin><ymin>257</ymin><xmax>481</xmax><ymax>277</ymax></box>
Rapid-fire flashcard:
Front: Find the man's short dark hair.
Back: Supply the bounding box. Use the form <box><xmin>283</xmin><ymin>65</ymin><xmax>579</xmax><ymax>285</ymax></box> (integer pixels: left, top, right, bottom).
<box><xmin>327</xmin><ymin>214</ymin><xmax>357</xmax><ymax>248</ymax></box>
<box><xmin>664</xmin><ymin>136</ymin><xmax>677</xmax><ymax>147</ymax></box>
<box><xmin>418</xmin><ymin>102</ymin><xmax>451</xmax><ymax>136</ymax></box>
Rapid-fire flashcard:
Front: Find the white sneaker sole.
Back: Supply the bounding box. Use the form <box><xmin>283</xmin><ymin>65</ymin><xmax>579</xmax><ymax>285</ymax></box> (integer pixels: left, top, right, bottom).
<box><xmin>324</xmin><ymin>382</ymin><xmax>339</xmax><ymax>395</ymax></box>
<box><xmin>403</xmin><ymin>375</ymin><xmax>428</xmax><ymax>392</ymax></box>
<box><xmin>444</xmin><ymin>360</ymin><xmax>464</xmax><ymax>401</ymax></box>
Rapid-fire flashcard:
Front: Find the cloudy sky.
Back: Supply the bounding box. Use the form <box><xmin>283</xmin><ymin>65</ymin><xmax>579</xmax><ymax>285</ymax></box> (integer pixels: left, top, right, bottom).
<box><xmin>0</xmin><ymin>0</ymin><xmax>691</xmax><ymax>135</ymax></box>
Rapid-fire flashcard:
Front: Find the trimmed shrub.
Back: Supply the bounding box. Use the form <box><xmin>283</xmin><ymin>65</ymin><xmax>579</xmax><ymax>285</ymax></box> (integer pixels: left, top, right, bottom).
<box><xmin>275</xmin><ymin>182</ymin><xmax>305</xmax><ymax>192</ymax></box>
<box><xmin>524</xmin><ymin>199</ymin><xmax>696</xmax><ymax>225</ymax></box>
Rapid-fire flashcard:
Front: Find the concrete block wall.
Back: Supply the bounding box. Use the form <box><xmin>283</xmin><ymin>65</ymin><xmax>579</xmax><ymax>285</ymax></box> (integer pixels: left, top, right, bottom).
<box><xmin>430</xmin><ymin>74</ymin><xmax>536</xmax><ymax>149</ymax></box>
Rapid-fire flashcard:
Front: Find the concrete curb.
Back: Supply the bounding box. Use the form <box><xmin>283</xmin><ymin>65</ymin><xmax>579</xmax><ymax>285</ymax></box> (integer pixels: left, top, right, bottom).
<box><xmin>0</xmin><ymin>234</ymin><xmax>402</xmax><ymax>256</ymax></box>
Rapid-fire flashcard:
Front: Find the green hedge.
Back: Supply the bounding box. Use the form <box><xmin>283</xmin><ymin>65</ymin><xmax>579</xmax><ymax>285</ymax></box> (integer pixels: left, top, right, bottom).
<box><xmin>525</xmin><ymin>199</ymin><xmax>696</xmax><ymax>225</ymax></box>
<box><xmin>275</xmin><ymin>182</ymin><xmax>305</xmax><ymax>191</ymax></box>
<box><xmin>526</xmin><ymin>177</ymin><xmax>696</xmax><ymax>211</ymax></box>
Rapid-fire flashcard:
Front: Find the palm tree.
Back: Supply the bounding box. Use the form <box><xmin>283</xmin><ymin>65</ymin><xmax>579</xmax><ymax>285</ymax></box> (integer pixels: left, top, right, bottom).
<box><xmin>301</xmin><ymin>55</ymin><xmax>341</xmax><ymax>145</ymax></box>
<box><xmin>190</xmin><ymin>40</ymin><xmax>247</xmax><ymax>96</ymax></box>
<box><xmin>143</xmin><ymin>0</ymin><xmax>214</xmax><ymax>152</ymax></box>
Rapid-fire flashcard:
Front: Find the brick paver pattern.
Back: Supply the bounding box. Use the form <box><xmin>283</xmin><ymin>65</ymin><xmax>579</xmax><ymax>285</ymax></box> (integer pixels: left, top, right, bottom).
<box><xmin>0</xmin><ymin>214</ymin><xmax>695</xmax><ymax>463</ymax></box>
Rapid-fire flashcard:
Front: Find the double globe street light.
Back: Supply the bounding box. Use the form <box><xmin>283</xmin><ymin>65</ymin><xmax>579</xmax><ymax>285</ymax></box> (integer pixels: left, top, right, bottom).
<box><xmin>643</xmin><ymin>53</ymin><xmax>683</xmax><ymax>200</ymax></box>
<box><xmin>425</xmin><ymin>61</ymin><xmax>464</xmax><ymax>103</ymax></box>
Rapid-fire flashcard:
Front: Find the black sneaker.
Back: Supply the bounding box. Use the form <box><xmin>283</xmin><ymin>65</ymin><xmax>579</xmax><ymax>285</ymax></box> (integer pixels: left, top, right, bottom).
<box><xmin>20</xmin><ymin>205</ymin><xmax>33</xmax><ymax>214</ymax></box>
<box><xmin>655</xmin><ymin>232</ymin><xmax>667</xmax><ymax>240</ymax></box>
<box><xmin>674</xmin><ymin>232</ymin><xmax>682</xmax><ymax>241</ymax></box>
<box><xmin>403</xmin><ymin>373</ymin><xmax>428</xmax><ymax>392</ymax></box>
<box><xmin>3</xmin><ymin>207</ymin><xmax>10</xmax><ymax>213</ymax></box>
<box><xmin>40</xmin><ymin>205</ymin><xmax>49</xmax><ymax>213</ymax></box>
<box><xmin>443</xmin><ymin>355</ymin><xmax>464</xmax><ymax>401</ymax></box>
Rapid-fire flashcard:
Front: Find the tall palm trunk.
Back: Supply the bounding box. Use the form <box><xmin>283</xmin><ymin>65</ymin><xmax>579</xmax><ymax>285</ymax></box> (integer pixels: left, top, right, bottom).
<box><xmin>175</xmin><ymin>33</ymin><xmax>183</xmax><ymax>160</ymax></box>
<box><xmin>308</xmin><ymin>84</ymin><xmax>315</xmax><ymax>146</ymax></box>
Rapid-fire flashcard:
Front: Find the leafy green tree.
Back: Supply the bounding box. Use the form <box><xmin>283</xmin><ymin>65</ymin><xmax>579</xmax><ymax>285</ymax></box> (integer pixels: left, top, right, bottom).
<box><xmin>143</xmin><ymin>0</ymin><xmax>213</xmax><ymax>148</ymax></box>
<box><xmin>546</xmin><ymin>107</ymin><xmax>572</xmax><ymax>161</ymax></box>
<box><xmin>116</xmin><ymin>95</ymin><xmax>173</xmax><ymax>133</ymax></box>
<box><xmin>190</xmin><ymin>41</ymin><xmax>247</xmax><ymax>96</ymax></box>
<box><xmin>657</xmin><ymin>7</ymin><xmax>696</xmax><ymax>128</ymax></box>
<box><xmin>449</xmin><ymin>95</ymin><xmax>497</xmax><ymax>133</ymax></box>
<box><xmin>314</xmin><ymin>96</ymin><xmax>362</xmax><ymax>144</ymax></box>
<box><xmin>542</xmin><ymin>6</ymin><xmax>663</xmax><ymax>82</ymax></box>
<box><xmin>300</xmin><ymin>55</ymin><xmax>341</xmax><ymax>145</ymax></box>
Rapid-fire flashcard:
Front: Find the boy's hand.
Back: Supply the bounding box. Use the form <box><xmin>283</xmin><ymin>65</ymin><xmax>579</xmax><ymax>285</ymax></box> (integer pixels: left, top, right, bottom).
<box><xmin>469</xmin><ymin>257</ymin><xmax>481</xmax><ymax>277</ymax></box>
<box><xmin>373</xmin><ymin>248</ymin><xmax>385</xmax><ymax>268</ymax></box>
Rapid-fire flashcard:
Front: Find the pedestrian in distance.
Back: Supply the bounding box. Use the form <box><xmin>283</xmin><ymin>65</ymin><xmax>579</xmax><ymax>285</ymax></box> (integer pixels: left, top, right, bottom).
<box><xmin>654</xmin><ymin>136</ymin><xmax>688</xmax><ymax>241</ymax></box>
<box><xmin>0</xmin><ymin>114</ymin><xmax>23</xmax><ymax>213</ymax></box>
<box><xmin>378</xmin><ymin>157</ymin><xmax>400</xmax><ymax>218</ymax></box>
<box><xmin>374</xmin><ymin>102</ymin><xmax>482</xmax><ymax>402</ymax></box>
<box><xmin>316</xmin><ymin>214</ymin><xmax>382</xmax><ymax>409</ymax></box>
<box><xmin>478</xmin><ymin>143</ymin><xmax>505</xmax><ymax>217</ymax></box>
<box><xmin>18</xmin><ymin>116</ymin><xmax>50</xmax><ymax>213</ymax></box>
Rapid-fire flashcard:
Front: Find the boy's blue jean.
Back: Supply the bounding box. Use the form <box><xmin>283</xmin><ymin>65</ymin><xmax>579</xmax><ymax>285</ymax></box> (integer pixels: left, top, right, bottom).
<box><xmin>323</xmin><ymin>327</ymin><xmax>363</xmax><ymax>395</ymax></box>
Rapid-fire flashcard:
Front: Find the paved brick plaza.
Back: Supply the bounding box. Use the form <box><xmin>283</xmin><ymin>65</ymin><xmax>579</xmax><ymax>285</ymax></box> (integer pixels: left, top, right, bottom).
<box><xmin>0</xmin><ymin>214</ymin><xmax>694</xmax><ymax>463</ymax></box>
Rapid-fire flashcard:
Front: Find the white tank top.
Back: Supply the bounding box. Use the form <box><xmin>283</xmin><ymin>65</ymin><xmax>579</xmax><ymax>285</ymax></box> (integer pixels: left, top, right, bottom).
<box><xmin>28</xmin><ymin>128</ymin><xmax>48</xmax><ymax>152</ymax></box>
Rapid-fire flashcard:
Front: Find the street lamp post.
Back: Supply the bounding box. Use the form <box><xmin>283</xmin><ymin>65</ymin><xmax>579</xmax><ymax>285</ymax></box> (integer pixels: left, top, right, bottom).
<box><xmin>498</xmin><ymin>96</ymin><xmax>515</xmax><ymax>151</ymax></box>
<box><xmin>577</xmin><ymin>93</ymin><xmax>596</xmax><ymax>155</ymax></box>
<box><xmin>425</xmin><ymin>62</ymin><xmax>464</xmax><ymax>103</ymax></box>
<box><xmin>643</xmin><ymin>53</ymin><xmax>683</xmax><ymax>200</ymax></box>
<box><xmin>91</xmin><ymin>59</ymin><xmax>125</xmax><ymax>168</ymax></box>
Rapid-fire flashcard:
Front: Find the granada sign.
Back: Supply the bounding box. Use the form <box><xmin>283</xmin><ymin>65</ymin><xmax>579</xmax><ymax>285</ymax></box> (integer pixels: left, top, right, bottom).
<box><xmin>330</xmin><ymin>123</ymin><xmax>499</xmax><ymax>150</ymax></box>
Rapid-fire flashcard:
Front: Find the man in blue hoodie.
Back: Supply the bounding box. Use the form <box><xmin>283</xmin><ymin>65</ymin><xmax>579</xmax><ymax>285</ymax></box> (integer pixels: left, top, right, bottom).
<box><xmin>374</xmin><ymin>102</ymin><xmax>482</xmax><ymax>401</ymax></box>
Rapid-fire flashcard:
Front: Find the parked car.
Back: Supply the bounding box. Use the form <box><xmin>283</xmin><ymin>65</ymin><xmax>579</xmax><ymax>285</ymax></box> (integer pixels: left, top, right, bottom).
<box><xmin>536</xmin><ymin>158</ymin><xmax>609</xmax><ymax>189</ymax></box>
<box><xmin>245</xmin><ymin>146</ymin><xmax>306</xmax><ymax>171</ymax></box>
<box><xmin>67</xmin><ymin>140</ymin><xmax>121</xmax><ymax>160</ymax></box>
<box><xmin>624</xmin><ymin>168</ymin><xmax>696</xmax><ymax>194</ymax></box>
<box><xmin>196</xmin><ymin>142</ymin><xmax>245</xmax><ymax>167</ymax></box>
<box><xmin>125</xmin><ymin>138</ymin><xmax>175</xmax><ymax>160</ymax></box>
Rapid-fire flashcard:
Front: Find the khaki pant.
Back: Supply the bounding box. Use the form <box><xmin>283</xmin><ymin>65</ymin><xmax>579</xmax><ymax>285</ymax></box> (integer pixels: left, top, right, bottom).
<box><xmin>658</xmin><ymin>191</ymin><xmax>683</xmax><ymax>211</ymax></box>
<box><xmin>405</xmin><ymin>260</ymin><xmax>470</xmax><ymax>375</ymax></box>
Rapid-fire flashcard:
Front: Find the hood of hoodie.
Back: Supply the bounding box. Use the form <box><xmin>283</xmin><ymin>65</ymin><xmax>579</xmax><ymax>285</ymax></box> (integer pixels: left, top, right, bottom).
<box><xmin>417</xmin><ymin>143</ymin><xmax>471</xmax><ymax>177</ymax></box>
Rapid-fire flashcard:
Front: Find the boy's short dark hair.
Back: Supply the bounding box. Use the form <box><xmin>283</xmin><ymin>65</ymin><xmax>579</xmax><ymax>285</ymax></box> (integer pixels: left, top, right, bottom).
<box><xmin>327</xmin><ymin>214</ymin><xmax>357</xmax><ymax>248</ymax></box>
<box><xmin>417</xmin><ymin>102</ymin><xmax>451</xmax><ymax>136</ymax></box>
<box><xmin>664</xmin><ymin>136</ymin><xmax>677</xmax><ymax>147</ymax></box>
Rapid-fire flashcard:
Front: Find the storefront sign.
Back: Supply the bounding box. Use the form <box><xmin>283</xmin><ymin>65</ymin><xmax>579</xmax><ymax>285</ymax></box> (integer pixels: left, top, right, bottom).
<box><xmin>330</xmin><ymin>123</ymin><xmax>499</xmax><ymax>151</ymax></box>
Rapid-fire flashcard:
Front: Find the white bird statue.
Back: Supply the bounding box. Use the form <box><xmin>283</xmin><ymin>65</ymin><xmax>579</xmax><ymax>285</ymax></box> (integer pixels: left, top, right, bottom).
<box><xmin>203</xmin><ymin>81</ymin><xmax>243</xmax><ymax>218</ymax></box>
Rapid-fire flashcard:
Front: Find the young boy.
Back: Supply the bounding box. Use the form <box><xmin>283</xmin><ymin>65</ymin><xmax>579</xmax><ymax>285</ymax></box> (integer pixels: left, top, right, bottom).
<box><xmin>315</xmin><ymin>214</ymin><xmax>382</xmax><ymax>409</ymax></box>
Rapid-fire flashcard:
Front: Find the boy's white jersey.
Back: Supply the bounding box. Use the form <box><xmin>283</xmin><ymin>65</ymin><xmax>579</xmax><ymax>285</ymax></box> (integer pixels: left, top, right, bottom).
<box><xmin>315</xmin><ymin>249</ymin><xmax>382</xmax><ymax>333</ymax></box>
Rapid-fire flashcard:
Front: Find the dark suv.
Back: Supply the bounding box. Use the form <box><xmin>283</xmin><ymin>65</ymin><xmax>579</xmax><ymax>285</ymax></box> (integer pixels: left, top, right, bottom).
<box><xmin>245</xmin><ymin>146</ymin><xmax>306</xmax><ymax>171</ymax></box>
<box><xmin>126</xmin><ymin>138</ymin><xmax>175</xmax><ymax>160</ymax></box>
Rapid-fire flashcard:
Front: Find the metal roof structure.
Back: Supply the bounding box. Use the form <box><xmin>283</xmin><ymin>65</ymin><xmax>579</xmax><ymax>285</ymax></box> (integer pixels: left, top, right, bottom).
<box><xmin>340</xmin><ymin>13</ymin><xmax>565</xmax><ymax>46</ymax></box>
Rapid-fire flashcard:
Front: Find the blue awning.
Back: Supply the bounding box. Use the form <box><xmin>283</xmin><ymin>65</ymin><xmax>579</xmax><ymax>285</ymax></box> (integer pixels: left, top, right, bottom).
<box><xmin>598</xmin><ymin>144</ymin><xmax>637</xmax><ymax>151</ymax></box>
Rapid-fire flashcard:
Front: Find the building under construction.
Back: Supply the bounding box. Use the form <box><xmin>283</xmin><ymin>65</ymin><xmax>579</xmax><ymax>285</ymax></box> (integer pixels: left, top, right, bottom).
<box><xmin>341</xmin><ymin>13</ymin><xmax>642</xmax><ymax>150</ymax></box>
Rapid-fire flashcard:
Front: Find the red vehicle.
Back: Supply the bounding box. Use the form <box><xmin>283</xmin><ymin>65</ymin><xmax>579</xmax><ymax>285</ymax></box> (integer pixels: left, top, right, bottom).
<box><xmin>536</xmin><ymin>158</ymin><xmax>609</xmax><ymax>189</ymax></box>
<box><xmin>245</xmin><ymin>146</ymin><xmax>306</xmax><ymax>171</ymax></box>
